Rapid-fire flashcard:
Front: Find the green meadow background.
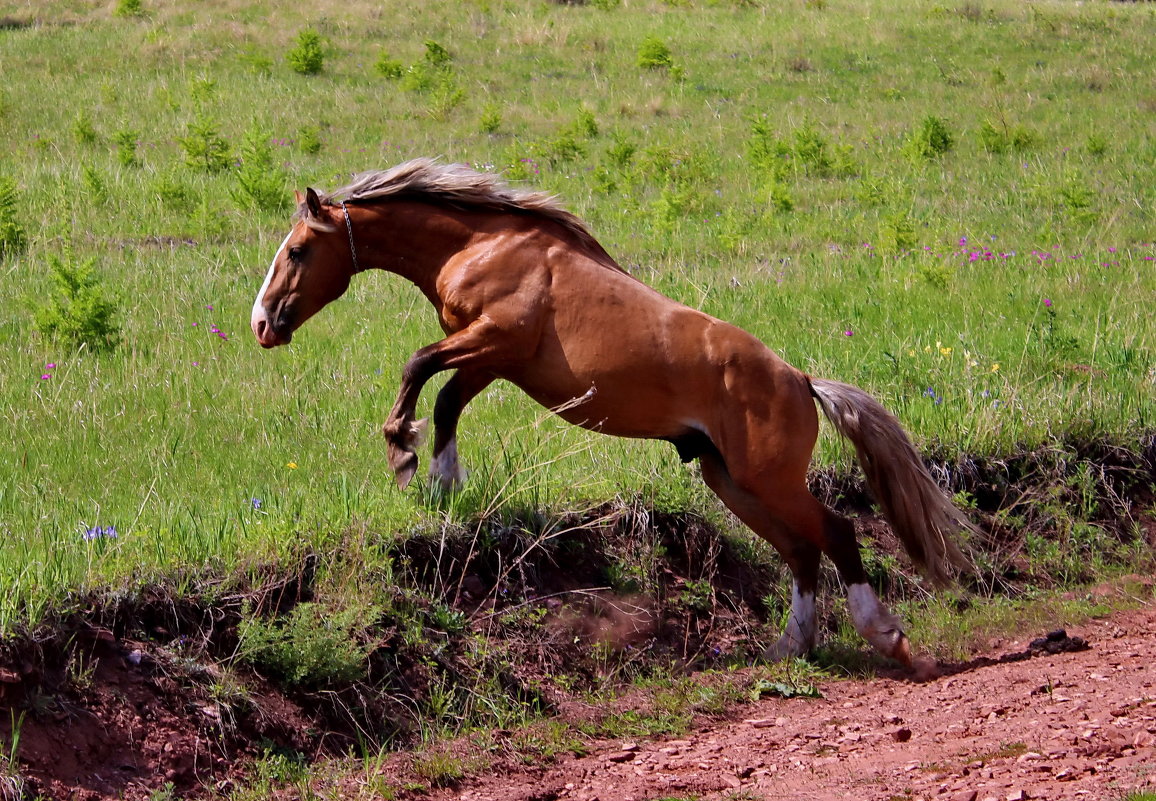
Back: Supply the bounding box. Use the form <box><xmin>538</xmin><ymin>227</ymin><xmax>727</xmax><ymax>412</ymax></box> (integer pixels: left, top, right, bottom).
<box><xmin>0</xmin><ymin>0</ymin><xmax>1153</xmax><ymax>632</ymax></box>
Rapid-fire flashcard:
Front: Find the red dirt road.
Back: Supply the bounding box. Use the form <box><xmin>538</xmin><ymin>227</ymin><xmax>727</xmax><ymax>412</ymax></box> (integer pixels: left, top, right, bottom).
<box><xmin>432</xmin><ymin>604</ymin><xmax>1156</xmax><ymax>801</ymax></box>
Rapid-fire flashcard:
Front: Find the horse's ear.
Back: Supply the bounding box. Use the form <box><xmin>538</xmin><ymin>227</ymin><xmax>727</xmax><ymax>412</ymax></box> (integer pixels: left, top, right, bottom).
<box><xmin>304</xmin><ymin>187</ymin><xmax>323</xmax><ymax>218</ymax></box>
<box><xmin>294</xmin><ymin>190</ymin><xmax>305</xmax><ymax>206</ymax></box>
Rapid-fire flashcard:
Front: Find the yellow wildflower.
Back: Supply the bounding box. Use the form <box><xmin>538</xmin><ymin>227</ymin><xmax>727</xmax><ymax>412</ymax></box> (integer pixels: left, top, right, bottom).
<box><xmin>286</xmin><ymin>462</ymin><xmax>298</xmax><ymax>469</ymax></box>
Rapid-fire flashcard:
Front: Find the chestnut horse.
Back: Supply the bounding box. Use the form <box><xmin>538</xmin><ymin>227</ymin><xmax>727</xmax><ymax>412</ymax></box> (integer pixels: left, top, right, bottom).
<box><xmin>251</xmin><ymin>158</ymin><xmax>972</xmax><ymax>666</ymax></box>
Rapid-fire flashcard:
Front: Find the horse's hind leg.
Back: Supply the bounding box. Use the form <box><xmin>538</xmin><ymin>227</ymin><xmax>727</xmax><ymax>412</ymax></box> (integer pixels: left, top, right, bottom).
<box><xmin>428</xmin><ymin>369</ymin><xmax>494</xmax><ymax>490</ymax></box>
<box><xmin>822</xmin><ymin>511</ymin><xmax>912</xmax><ymax>666</ymax></box>
<box><xmin>700</xmin><ymin>451</ymin><xmax>911</xmax><ymax>665</ymax></box>
<box><xmin>699</xmin><ymin>451</ymin><xmax>821</xmax><ymax>659</ymax></box>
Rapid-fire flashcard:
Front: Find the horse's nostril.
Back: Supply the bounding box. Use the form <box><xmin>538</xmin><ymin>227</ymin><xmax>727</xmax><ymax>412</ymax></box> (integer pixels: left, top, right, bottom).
<box><xmin>255</xmin><ymin>318</ymin><xmax>268</xmax><ymax>338</ymax></box>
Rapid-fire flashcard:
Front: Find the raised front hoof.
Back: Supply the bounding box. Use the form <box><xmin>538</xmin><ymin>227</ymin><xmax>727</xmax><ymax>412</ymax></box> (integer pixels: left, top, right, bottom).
<box><xmin>761</xmin><ymin>633</ymin><xmax>813</xmax><ymax>663</ymax></box>
<box><xmin>388</xmin><ymin>444</ymin><xmax>420</xmax><ymax>490</ymax></box>
<box><xmin>384</xmin><ymin>418</ymin><xmax>428</xmax><ymax>490</ymax></box>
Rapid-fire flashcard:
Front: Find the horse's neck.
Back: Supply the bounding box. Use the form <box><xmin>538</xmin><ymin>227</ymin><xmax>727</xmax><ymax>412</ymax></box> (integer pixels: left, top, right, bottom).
<box><xmin>357</xmin><ymin>202</ymin><xmax>472</xmax><ymax>297</ymax></box>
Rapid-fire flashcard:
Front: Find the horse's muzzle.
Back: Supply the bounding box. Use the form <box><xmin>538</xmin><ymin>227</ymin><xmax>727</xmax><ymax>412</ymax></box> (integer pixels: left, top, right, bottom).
<box><xmin>252</xmin><ymin>316</ymin><xmax>292</xmax><ymax>348</ymax></box>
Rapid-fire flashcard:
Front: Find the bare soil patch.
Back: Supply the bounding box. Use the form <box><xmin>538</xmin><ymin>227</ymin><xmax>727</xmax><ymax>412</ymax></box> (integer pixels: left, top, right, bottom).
<box><xmin>425</xmin><ymin>599</ymin><xmax>1156</xmax><ymax>801</ymax></box>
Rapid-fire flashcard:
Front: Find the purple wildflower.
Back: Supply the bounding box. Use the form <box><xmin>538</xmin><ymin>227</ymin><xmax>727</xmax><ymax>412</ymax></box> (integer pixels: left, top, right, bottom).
<box><xmin>83</xmin><ymin>525</ymin><xmax>118</xmax><ymax>541</ymax></box>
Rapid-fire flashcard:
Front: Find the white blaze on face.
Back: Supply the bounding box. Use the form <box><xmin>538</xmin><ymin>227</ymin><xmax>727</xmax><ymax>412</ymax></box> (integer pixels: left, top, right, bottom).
<box><xmin>251</xmin><ymin>230</ymin><xmax>293</xmax><ymax>336</ymax></box>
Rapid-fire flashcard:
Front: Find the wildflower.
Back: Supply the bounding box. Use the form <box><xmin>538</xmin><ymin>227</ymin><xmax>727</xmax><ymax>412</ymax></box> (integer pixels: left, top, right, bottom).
<box><xmin>40</xmin><ymin>374</ymin><xmax>50</xmax><ymax>380</ymax></box>
<box><xmin>923</xmin><ymin>387</ymin><xmax>943</xmax><ymax>405</ymax></box>
<box><xmin>907</xmin><ymin>349</ymin><xmax>916</xmax><ymax>357</ymax></box>
<box><xmin>205</xmin><ymin>304</ymin><xmax>214</xmax><ymax>311</ymax></box>
<box><xmin>83</xmin><ymin>525</ymin><xmax>118</xmax><ymax>541</ymax></box>
<box><xmin>843</xmin><ymin>329</ymin><xmax>853</xmax><ymax>337</ymax></box>
<box><xmin>990</xmin><ymin>363</ymin><xmax>1000</xmax><ymax>373</ymax></box>
<box><xmin>250</xmin><ymin>498</ymin><xmax>263</xmax><ymax>510</ymax></box>
<box><xmin>46</xmin><ymin>363</ymin><xmax>56</xmax><ymax>369</ymax></box>
<box><xmin>1043</xmin><ymin>298</ymin><xmax>1053</xmax><ymax>307</ymax></box>
<box><xmin>286</xmin><ymin>462</ymin><xmax>298</xmax><ymax>469</ymax></box>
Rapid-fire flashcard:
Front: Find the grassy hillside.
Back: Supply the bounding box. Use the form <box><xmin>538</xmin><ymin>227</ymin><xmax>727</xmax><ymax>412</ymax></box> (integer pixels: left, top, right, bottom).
<box><xmin>0</xmin><ymin>0</ymin><xmax>1153</xmax><ymax>634</ymax></box>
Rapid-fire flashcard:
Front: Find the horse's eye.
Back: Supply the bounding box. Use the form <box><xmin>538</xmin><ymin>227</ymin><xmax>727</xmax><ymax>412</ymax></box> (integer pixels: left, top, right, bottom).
<box><xmin>287</xmin><ymin>245</ymin><xmax>304</xmax><ymax>262</ymax></box>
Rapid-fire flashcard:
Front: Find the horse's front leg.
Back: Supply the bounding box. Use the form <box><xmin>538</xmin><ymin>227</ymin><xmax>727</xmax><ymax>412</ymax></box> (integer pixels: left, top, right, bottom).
<box><xmin>428</xmin><ymin>369</ymin><xmax>495</xmax><ymax>491</ymax></box>
<box><xmin>382</xmin><ymin>322</ymin><xmax>504</xmax><ymax>489</ymax></box>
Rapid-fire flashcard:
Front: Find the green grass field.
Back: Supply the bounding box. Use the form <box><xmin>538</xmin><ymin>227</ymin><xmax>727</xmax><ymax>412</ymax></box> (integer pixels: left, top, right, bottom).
<box><xmin>0</xmin><ymin>0</ymin><xmax>1153</xmax><ymax>635</ymax></box>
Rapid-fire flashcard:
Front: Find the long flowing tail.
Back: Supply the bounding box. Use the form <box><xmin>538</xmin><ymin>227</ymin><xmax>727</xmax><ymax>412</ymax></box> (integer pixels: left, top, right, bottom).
<box><xmin>809</xmin><ymin>377</ymin><xmax>973</xmax><ymax>585</ymax></box>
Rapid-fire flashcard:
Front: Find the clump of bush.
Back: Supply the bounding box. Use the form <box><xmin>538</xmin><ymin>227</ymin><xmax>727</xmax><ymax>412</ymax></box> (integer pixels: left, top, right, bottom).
<box><xmin>0</xmin><ymin>177</ymin><xmax>27</xmax><ymax>260</ymax></box>
<box><xmin>33</xmin><ymin>253</ymin><xmax>122</xmax><ymax>353</ymax></box>
<box><xmin>237</xmin><ymin>602</ymin><xmax>378</xmax><ymax>687</ymax></box>
<box><xmin>232</xmin><ymin>126</ymin><xmax>288</xmax><ymax>213</ymax></box>
<box><xmin>905</xmin><ymin>115</ymin><xmax>954</xmax><ymax>160</ymax></box>
<box><xmin>287</xmin><ymin>28</ymin><xmax>325</xmax><ymax>75</ymax></box>
<box><xmin>178</xmin><ymin>115</ymin><xmax>231</xmax><ymax>173</ymax></box>
<box><xmin>637</xmin><ymin>36</ymin><xmax>674</xmax><ymax>70</ymax></box>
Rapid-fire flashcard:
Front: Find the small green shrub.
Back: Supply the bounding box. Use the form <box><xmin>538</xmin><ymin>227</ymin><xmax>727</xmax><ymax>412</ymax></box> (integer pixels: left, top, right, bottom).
<box><xmin>297</xmin><ymin>126</ymin><xmax>322</xmax><ymax>155</ymax></box>
<box><xmin>479</xmin><ymin>103</ymin><xmax>502</xmax><ymax>134</ymax></box>
<box><xmin>877</xmin><ymin>210</ymin><xmax>917</xmax><ymax>255</ymax></box>
<box><xmin>286</xmin><ymin>29</ymin><xmax>325</xmax><ymax>75</ymax></box>
<box><xmin>905</xmin><ymin>115</ymin><xmax>954</xmax><ymax>160</ymax></box>
<box><xmin>114</xmin><ymin>0</ymin><xmax>144</xmax><ymax>17</ymax></box>
<box><xmin>574</xmin><ymin>108</ymin><xmax>599</xmax><ymax>138</ymax></box>
<box><xmin>605</xmin><ymin>132</ymin><xmax>637</xmax><ymax>169</ymax></box>
<box><xmin>765</xmin><ymin>180</ymin><xmax>794</xmax><ymax>213</ymax></box>
<box><xmin>427</xmin><ymin>77</ymin><xmax>466</xmax><ymax>121</ymax></box>
<box><xmin>113</xmin><ymin>130</ymin><xmax>140</xmax><ymax>167</ymax></box>
<box><xmin>1085</xmin><ymin>132</ymin><xmax>1108</xmax><ymax>158</ymax></box>
<box><xmin>0</xmin><ymin>177</ymin><xmax>27</xmax><ymax>260</ymax></box>
<box><xmin>637</xmin><ymin>36</ymin><xmax>674</xmax><ymax>70</ymax></box>
<box><xmin>80</xmin><ymin>164</ymin><xmax>108</xmax><ymax>204</ymax></box>
<box><xmin>375</xmin><ymin>51</ymin><xmax>405</xmax><ymax>79</ymax></box>
<box><xmin>978</xmin><ymin>119</ymin><xmax>1036</xmax><ymax>153</ymax></box>
<box><xmin>179</xmin><ymin>115</ymin><xmax>231</xmax><ymax>173</ymax></box>
<box><xmin>747</xmin><ymin>119</ymin><xmax>790</xmax><ymax>175</ymax></box>
<box><xmin>73</xmin><ymin>112</ymin><xmax>97</xmax><ymax>145</ymax></box>
<box><xmin>232</xmin><ymin>127</ymin><xmax>288</xmax><ymax>213</ymax></box>
<box><xmin>33</xmin><ymin>254</ymin><xmax>122</xmax><ymax>352</ymax></box>
<box><xmin>153</xmin><ymin>171</ymin><xmax>195</xmax><ymax>212</ymax></box>
<box><xmin>423</xmin><ymin>39</ymin><xmax>453</xmax><ymax>67</ymax></box>
<box><xmin>237</xmin><ymin>602</ymin><xmax>377</xmax><ymax>687</ymax></box>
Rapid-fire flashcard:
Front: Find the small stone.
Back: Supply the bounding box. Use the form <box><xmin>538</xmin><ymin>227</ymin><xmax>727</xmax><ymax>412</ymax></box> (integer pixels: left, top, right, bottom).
<box><xmin>951</xmin><ymin>791</ymin><xmax>978</xmax><ymax>801</ymax></box>
<box><xmin>892</xmin><ymin>727</ymin><xmax>913</xmax><ymax>743</ymax></box>
<box><xmin>1006</xmin><ymin>790</ymin><xmax>1029</xmax><ymax>801</ymax></box>
<box><xmin>606</xmin><ymin>751</ymin><xmax>636</xmax><ymax>763</ymax></box>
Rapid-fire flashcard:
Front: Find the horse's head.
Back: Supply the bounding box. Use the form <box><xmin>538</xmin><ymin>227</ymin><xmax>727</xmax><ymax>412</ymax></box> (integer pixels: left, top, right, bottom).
<box><xmin>251</xmin><ymin>188</ymin><xmax>355</xmax><ymax>348</ymax></box>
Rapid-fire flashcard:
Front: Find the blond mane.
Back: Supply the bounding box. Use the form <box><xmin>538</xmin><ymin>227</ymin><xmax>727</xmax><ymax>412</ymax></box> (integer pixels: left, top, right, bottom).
<box><xmin>323</xmin><ymin>158</ymin><xmax>614</xmax><ymax>261</ymax></box>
